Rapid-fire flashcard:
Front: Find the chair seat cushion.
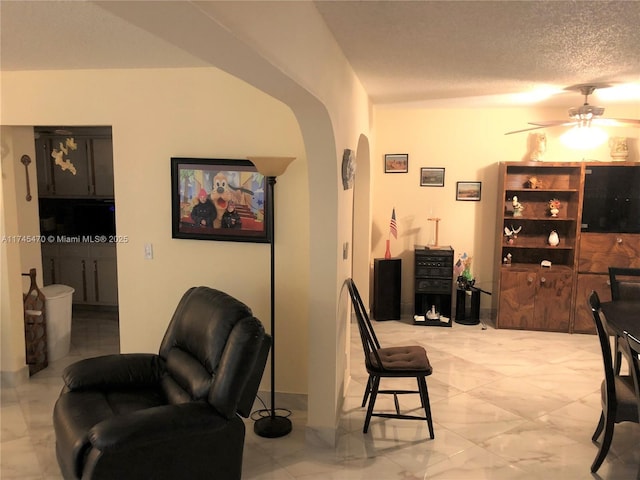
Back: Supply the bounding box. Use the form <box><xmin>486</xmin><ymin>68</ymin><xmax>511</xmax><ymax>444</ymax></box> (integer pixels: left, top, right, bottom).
<box><xmin>601</xmin><ymin>376</ymin><xmax>640</xmax><ymax>422</ymax></box>
<box><xmin>54</xmin><ymin>388</ymin><xmax>165</xmax><ymax>479</ymax></box>
<box><xmin>369</xmin><ymin>345</ymin><xmax>432</xmax><ymax>373</ymax></box>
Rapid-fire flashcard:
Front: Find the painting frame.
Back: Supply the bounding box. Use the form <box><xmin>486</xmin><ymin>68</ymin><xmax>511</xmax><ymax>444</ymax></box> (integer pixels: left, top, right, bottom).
<box><xmin>456</xmin><ymin>181</ymin><xmax>482</xmax><ymax>201</ymax></box>
<box><xmin>171</xmin><ymin>157</ymin><xmax>272</xmax><ymax>243</ymax></box>
<box><xmin>384</xmin><ymin>153</ymin><xmax>409</xmax><ymax>173</ymax></box>
<box><xmin>420</xmin><ymin>167</ymin><xmax>445</xmax><ymax>187</ymax></box>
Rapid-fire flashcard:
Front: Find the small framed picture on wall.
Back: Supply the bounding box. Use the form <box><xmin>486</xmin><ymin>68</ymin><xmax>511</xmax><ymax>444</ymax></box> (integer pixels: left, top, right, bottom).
<box><xmin>420</xmin><ymin>167</ymin><xmax>445</xmax><ymax>187</ymax></box>
<box><xmin>384</xmin><ymin>154</ymin><xmax>408</xmax><ymax>173</ymax></box>
<box><xmin>456</xmin><ymin>181</ymin><xmax>482</xmax><ymax>201</ymax></box>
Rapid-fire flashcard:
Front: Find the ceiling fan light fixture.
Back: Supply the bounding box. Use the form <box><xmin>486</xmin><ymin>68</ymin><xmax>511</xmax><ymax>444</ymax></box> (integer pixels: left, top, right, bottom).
<box><xmin>505</xmin><ymin>85</ymin><xmax>639</xmax><ymax>136</ymax></box>
<box><xmin>568</xmin><ymin>105</ymin><xmax>605</xmax><ymax>126</ymax></box>
<box><xmin>560</xmin><ymin>125</ymin><xmax>608</xmax><ymax>150</ymax></box>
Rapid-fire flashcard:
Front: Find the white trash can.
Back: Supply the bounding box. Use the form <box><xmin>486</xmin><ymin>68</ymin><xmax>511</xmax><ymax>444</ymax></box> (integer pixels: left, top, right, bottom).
<box><xmin>41</xmin><ymin>284</ymin><xmax>75</xmax><ymax>362</ymax></box>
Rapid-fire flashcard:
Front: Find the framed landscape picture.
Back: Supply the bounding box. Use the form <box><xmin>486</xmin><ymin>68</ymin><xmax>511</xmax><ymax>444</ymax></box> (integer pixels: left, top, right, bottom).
<box><xmin>456</xmin><ymin>181</ymin><xmax>482</xmax><ymax>201</ymax></box>
<box><xmin>384</xmin><ymin>154</ymin><xmax>408</xmax><ymax>173</ymax></box>
<box><xmin>171</xmin><ymin>157</ymin><xmax>272</xmax><ymax>242</ymax></box>
<box><xmin>420</xmin><ymin>167</ymin><xmax>445</xmax><ymax>187</ymax></box>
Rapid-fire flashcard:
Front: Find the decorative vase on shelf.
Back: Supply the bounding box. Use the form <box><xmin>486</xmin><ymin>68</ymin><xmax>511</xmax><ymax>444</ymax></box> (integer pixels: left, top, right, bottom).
<box><xmin>548</xmin><ymin>230</ymin><xmax>560</xmax><ymax>247</ymax></box>
<box><xmin>384</xmin><ymin>239</ymin><xmax>392</xmax><ymax>259</ymax></box>
<box><xmin>548</xmin><ymin>199</ymin><xmax>561</xmax><ymax>217</ymax></box>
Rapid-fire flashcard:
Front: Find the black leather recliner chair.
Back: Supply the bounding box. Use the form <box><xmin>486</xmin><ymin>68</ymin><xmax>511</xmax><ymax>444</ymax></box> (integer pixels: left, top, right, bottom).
<box><xmin>53</xmin><ymin>287</ymin><xmax>271</xmax><ymax>480</ymax></box>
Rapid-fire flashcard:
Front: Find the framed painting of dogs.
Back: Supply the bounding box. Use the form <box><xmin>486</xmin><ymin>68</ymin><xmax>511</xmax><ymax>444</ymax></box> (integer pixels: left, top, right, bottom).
<box><xmin>171</xmin><ymin>158</ymin><xmax>272</xmax><ymax>243</ymax></box>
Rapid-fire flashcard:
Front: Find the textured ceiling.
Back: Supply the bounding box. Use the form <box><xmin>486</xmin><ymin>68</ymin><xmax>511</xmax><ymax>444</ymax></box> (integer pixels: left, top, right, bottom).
<box><xmin>0</xmin><ymin>1</ymin><xmax>208</xmax><ymax>70</ymax></box>
<box><xmin>314</xmin><ymin>0</ymin><xmax>640</xmax><ymax>106</ymax></box>
<box><xmin>1</xmin><ymin>1</ymin><xmax>639</xmax><ymax>109</ymax></box>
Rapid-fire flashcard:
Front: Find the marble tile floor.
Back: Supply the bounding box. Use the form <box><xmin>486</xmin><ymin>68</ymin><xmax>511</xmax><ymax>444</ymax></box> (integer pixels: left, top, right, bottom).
<box><xmin>2</xmin><ymin>311</ymin><xmax>639</xmax><ymax>479</ymax></box>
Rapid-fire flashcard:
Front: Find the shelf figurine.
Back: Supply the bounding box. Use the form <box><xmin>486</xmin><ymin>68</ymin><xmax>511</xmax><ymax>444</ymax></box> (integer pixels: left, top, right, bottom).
<box><xmin>504</xmin><ymin>225</ymin><xmax>521</xmax><ymax>244</ymax></box>
<box><xmin>512</xmin><ymin>196</ymin><xmax>524</xmax><ymax>217</ymax></box>
<box><xmin>609</xmin><ymin>136</ymin><xmax>628</xmax><ymax>160</ymax></box>
<box><xmin>524</xmin><ymin>176</ymin><xmax>544</xmax><ymax>189</ymax></box>
<box><xmin>549</xmin><ymin>198</ymin><xmax>561</xmax><ymax>217</ymax></box>
<box><xmin>548</xmin><ymin>230</ymin><xmax>560</xmax><ymax>246</ymax></box>
<box><xmin>529</xmin><ymin>132</ymin><xmax>547</xmax><ymax>161</ymax></box>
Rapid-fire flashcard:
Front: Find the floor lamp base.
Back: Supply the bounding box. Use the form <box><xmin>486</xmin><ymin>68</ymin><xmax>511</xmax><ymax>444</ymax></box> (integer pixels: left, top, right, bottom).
<box><xmin>254</xmin><ymin>415</ymin><xmax>292</xmax><ymax>438</ymax></box>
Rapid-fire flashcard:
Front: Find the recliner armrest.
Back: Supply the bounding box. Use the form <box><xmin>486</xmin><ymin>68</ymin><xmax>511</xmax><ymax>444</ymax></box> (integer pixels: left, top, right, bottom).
<box><xmin>88</xmin><ymin>403</ymin><xmax>229</xmax><ymax>451</ymax></box>
<box><xmin>63</xmin><ymin>354</ymin><xmax>164</xmax><ymax>391</ymax></box>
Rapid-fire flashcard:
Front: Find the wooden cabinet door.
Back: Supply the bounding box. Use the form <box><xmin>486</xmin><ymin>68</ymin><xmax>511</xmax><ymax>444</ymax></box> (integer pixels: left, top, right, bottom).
<box><xmin>35</xmin><ymin>136</ymin><xmax>53</xmax><ymax>196</ymax></box>
<box><xmin>498</xmin><ymin>269</ymin><xmax>572</xmax><ymax>331</ymax></box>
<box><xmin>94</xmin><ymin>257</ymin><xmax>118</xmax><ymax>305</ymax></box>
<box><xmin>50</xmin><ymin>137</ymin><xmax>91</xmax><ymax>196</ymax></box>
<box><xmin>90</xmin><ymin>138</ymin><xmax>114</xmax><ymax>197</ymax></box>
<box><xmin>42</xmin><ymin>255</ymin><xmax>56</xmax><ymax>286</ymax></box>
<box><xmin>573</xmin><ymin>274</ymin><xmax>612</xmax><ymax>334</ymax></box>
<box><xmin>498</xmin><ymin>270</ymin><xmax>536</xmax><ymax>329</ymax></box>
<box><xmin>41</xmin><ymin>244</ymin><xmax>58</xmax><ymax>285</ymax></box>
<box><xmin>92</xmin><ymin>244</ymin><xmax>118</xmax><ymax>305</ymax></box>
<box><xmin>534</xmin><ymin>270</ymin><xmax>573</xmax><ymax>332</ymax></box>
<box><xmin>57</xmin><ymin>257</ymin><xmax>88</xmax><ymax>303</ymax></box>
<box><xmin>578</xmin><ymin>233</ymin><xmax>640</xmax><ymax>273</ymax></box>
<box><xmin>57</xmin><ymin>244</ymin><xmax>91</xmax><ymax>303</ymax></box>
<box><xmin>51</xmin><ymin>244</ymin><xmax>118</xmax><ymax>306</ymax></box>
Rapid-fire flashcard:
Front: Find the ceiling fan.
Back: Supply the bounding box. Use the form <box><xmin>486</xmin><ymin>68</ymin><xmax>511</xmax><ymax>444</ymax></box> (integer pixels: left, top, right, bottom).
<box><xmin>505</xmin><ymin>84</ymin><xmax>640</xmax><ymax>135</ymax></box>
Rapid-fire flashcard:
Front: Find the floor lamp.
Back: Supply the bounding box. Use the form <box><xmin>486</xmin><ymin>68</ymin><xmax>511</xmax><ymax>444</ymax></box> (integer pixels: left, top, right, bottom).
<box><xmin>248</xmin><ymin>156</ymin><xmax>295</xmax><ymax>438</ymax></box>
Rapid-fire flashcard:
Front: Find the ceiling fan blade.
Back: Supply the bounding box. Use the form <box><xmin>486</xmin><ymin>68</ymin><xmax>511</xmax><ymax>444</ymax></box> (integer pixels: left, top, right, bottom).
<box><xmin>505</xmin><ymin>121</ymin><xmax>578</xmax><ymax>135</ymax></box>
<box><xmin>528</xmin><ymin>120</ymin><xmax>576</xmax><ymax>127</ymax></box>
<box><xmin>593</xmin><ymin>118</ymin><xmax>640</xmax><ymax>127</ymax></box>
<box><xmin>505</xmin><ymin>125</ymin><xmax>549</xmax><ymax>135</ymax></box>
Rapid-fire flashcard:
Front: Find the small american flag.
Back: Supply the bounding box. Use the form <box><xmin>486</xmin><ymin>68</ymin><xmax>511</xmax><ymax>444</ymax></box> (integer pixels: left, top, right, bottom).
<box><xmin>389</xmin><ymin>208</ymin><xmax>398</xmax><ymax>239</ymax></box>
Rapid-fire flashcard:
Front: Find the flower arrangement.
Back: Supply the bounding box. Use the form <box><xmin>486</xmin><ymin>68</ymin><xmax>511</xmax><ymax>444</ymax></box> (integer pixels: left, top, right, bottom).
<box><xmin>454</xmin><ymin>252</ymin><xmax>474</xmax><ymax>287</ymax></box>
<box><xmin>549</xmin><ymin>198</ymin><xmax>561</xmax><ymax>217</ymax></box>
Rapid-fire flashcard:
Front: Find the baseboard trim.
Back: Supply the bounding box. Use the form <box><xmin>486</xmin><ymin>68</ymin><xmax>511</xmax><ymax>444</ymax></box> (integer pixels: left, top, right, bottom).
<box><xmin>0</xmin><ymin>366</ymin><xmax>29</xmax><ymax>387</ymax></box>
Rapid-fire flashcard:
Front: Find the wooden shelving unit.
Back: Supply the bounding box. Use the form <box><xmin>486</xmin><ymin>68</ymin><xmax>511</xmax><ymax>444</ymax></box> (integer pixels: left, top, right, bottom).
<box><xmin>495</xmin><ymin>161</ymin><xmax>640</xmax><ymax>334</ymax></box>
<box><xmin>495</xmin><ymin>162</ymin><xmax>583</xmax><ymax>332</ymax></box>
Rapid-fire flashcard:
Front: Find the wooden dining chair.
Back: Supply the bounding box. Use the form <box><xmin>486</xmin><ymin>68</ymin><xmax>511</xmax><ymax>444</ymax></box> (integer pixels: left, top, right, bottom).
<box><xmin>346</xmin><ymin>278</ymin><xmax>435</xmax><ymax>438</ymax></box>
<box><xmin>625</xmin><ymin>332</ymin><xmax>640</xmax><ymax>420</ymax></box>
<box><xmin>588</xmin><ymin>291</ymin><xmax>639</xmax><ymax>473</ymax></box>
<box><xmin>608</xmin><ymin>267</ymin><xmax>640</xmax><ymax>374</ymax></box>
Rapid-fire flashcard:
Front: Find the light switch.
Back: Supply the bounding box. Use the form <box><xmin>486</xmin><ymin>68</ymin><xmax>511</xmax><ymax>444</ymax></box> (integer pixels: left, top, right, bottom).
<box><xmin>144</xmin><ymin>243</ymin><xmax>153</xmax><ymax>260</ymax></box>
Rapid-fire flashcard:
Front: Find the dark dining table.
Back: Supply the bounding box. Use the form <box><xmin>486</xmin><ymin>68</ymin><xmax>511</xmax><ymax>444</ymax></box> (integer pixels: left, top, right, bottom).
<box><xmin>601</xmin><ymin>300</ymin><xmax>640</xmax><ymax>341</ymax></box>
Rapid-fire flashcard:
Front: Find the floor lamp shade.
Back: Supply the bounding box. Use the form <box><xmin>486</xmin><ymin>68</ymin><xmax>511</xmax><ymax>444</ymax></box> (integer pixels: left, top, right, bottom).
<box><xmin>248</xmin><ymin>156</ymin><xmax>296</xmax><ymax>177</ymax></box>
<box><xmin>247</xmin><ymin>156</ymin><xmax>295</xmax><ymax>438</ymax></box>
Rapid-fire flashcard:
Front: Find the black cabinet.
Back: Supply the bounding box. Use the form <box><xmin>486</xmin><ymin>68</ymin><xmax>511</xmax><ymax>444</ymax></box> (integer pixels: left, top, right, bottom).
<box><xmin>372</xmin><ymin>258</ymin><xmax>401</xmax><ymax>320</ymax></box>
<box><xmin>414</xmin><ymin>246</ymin><xmax>453</xmax><ymax>326</ymax></box>
<box><xmin>455</xmin><ymin>288</ymin><xmax>481</xmax><ymax>325</ymax></box>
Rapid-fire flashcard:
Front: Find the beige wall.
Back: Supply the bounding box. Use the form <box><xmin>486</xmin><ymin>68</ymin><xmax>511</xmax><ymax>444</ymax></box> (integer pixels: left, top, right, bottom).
<box><xmin>1</xmin><ymin>127</ymin><xmax>33</xmax><ymax>379</ymax></box>
<box><xmin>1</xmin><ymin>68</ymin><xmax>309</xmax><ymax>394</ymax></box>
<box><xmin>373</xmin><ymin>104</ymin><xmax>640</xmax><ymax>314</ymax></box>
<box><xmin>186</xmin><ymin>2</ymin><xmax>374</xmax><ymax>445</ymax></box>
